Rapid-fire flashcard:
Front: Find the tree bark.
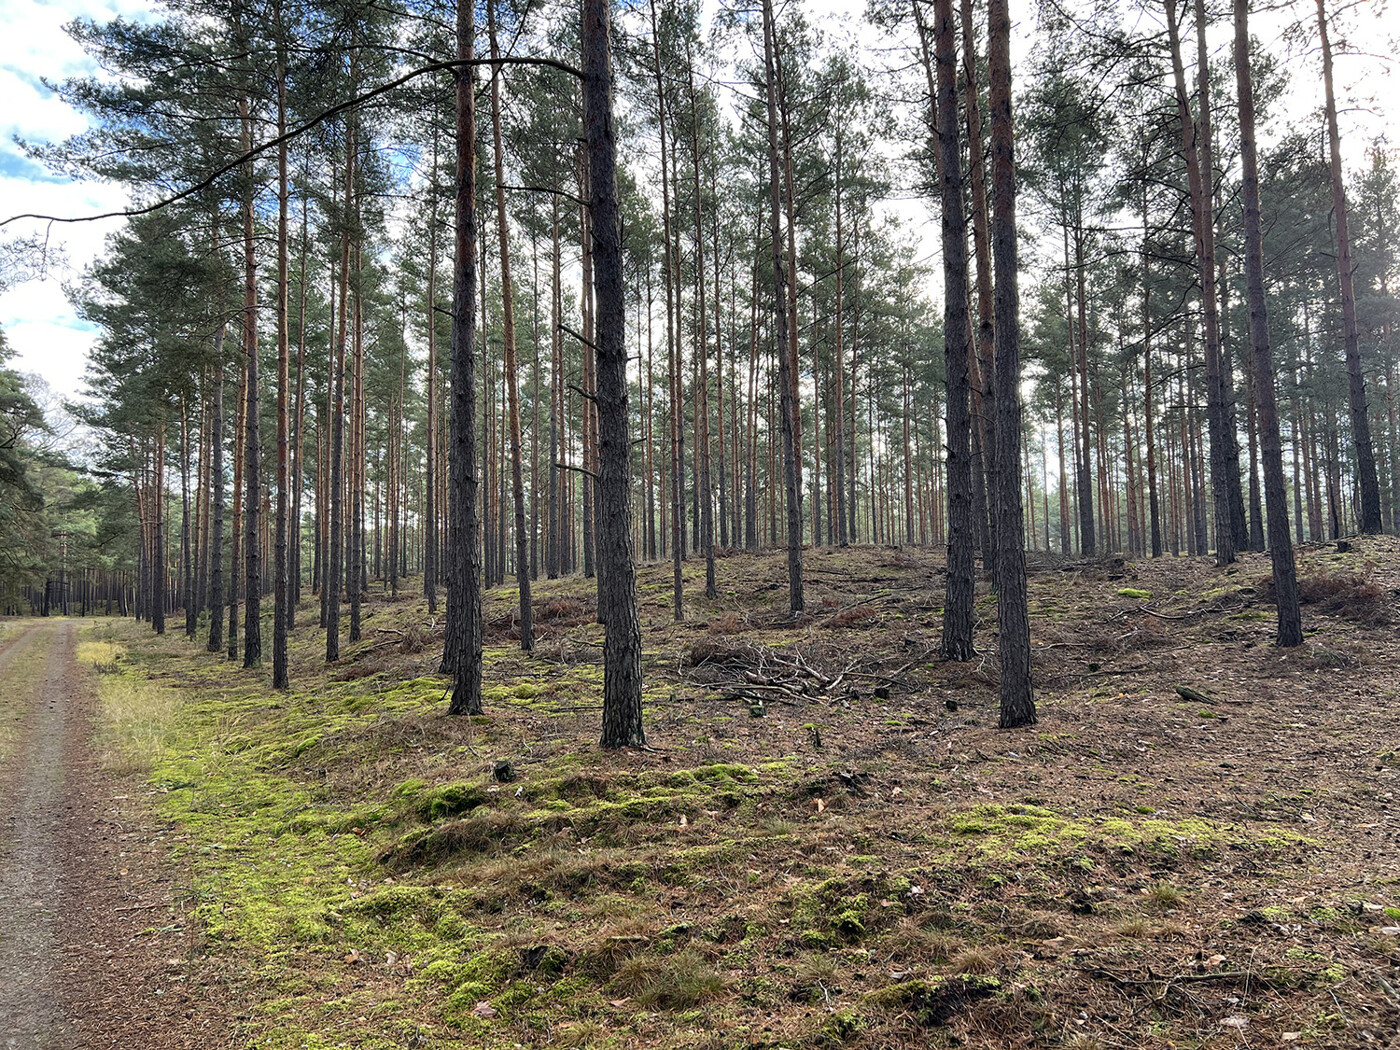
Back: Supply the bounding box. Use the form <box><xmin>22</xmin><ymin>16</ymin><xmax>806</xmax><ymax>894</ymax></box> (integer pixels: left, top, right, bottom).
<box><xmin>488</xmin><ymin>0</ymin><xmax>534</xmax><ymax>651</ymax></box>
<box><xmin>425</xmin><ymin>130</ymin><xmax>440</xmax><ymax>611</ymax></box>
<box><xmin>240</xmin><ymin>88</ymin><xmax>262</xmax><ymax>666</ymax></box>
<box><xmin>272</xmin><ymin>22</ymin><xmax>291</xmax><ymax>690</ymax></box>
<box><xmin>1165</xmin><ymin>0</ymin><xmax>1235</xmax><ymax>566</ymax></box>
<box><xmin>1140</xmin><ymin>187</ymin><xmax>1162</xmax><ymax>558</ymax></box>
<box><xmin>290</xmin><ymin>185</ymin><xmax>309</xmax><ymax>624</ymax></box>
<box><xmin>180</xmin><ymin>405</ymin><xmax>194</xmax><ymax>638</ymax></box>
<box><xmin>349</xmin><ymin>240</ymin><xmax>364</xmax><ymax>642</ymax></box>
<box><xmin>762</xmin><ymin>0</ymin><xmax>804</xmax><ymax>615</ymax></box>
<box><xmin>326</xmin><ymin>117</ymin><xmax>352</xmax><ymax>664</ymax></box>
<box><xmin>583</xmin><ymin>0</ymin><xmax>646</xmax><ymax>749</ymax></box>
<box><xmin>208</xmin><ymin>338</ymin><xmax>226</xmax><ymax>653</ymax></box>
<box><xmin>686</xmin><ymin>48</ymin><xmax>717</xmax><ymax>601</ymax></box>
<box><xmin>1236</xmin><ymin>0</ymin><xmax>1303</xmax><ymax>646</ymax></box>
<box><xmin>648</xmin><ymin>0</ymin><xmax>685</xmax><ymax>620</ymax></box>
<box><xmin>228</xmin><ymin>330</ymin><xmax>245</xmax><ymax>659</ymax></box>
<box><xmin>926</xmin><ymin>0</ymin><xmax>975</xmax><ymax>660</ymax></box>
<box><xmin>446</xmin><ymin>0</ymin><xmax>483</xmax><ymax>716</ymax></box>
<box><xmin>1316</xmin><ymin>0</ymin><xmax>1383</xmax><ymax>533</ymax></box>
<box><xmin>547</xmin><ymin>194</ymin><xmax>561</xmax><ymax>580</ymax></box>
<box><xmin>961</xmin><ymin>0</ymin><xmax>998</xmax><ymax>575</ymax></box>
<box><xmin>152</xmin><ymin>426</ymin><xmax>166</xmax><ymax>635</ymax></box>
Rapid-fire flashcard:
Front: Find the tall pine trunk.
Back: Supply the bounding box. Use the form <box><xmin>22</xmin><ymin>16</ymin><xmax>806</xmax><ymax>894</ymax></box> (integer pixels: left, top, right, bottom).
<box><xmin>649</xmin><ymin>0</ymin><xmax>685</xmax><ymax>620</ymax></box>
<box><xmin>241</xmin><ymin>90</ymin><xmax>262</xmax><ymax>667</ymax></box>
<box><xmin>584</xmin><ymin>0</ymin><xmax>646</xmax><ymax>749</ymax></box>
<box><xmin>272</xmin><ymin>23</ymin><xmax>291</xmax><ymax>690</ymax></box>
<box><xmin>927</xmin><ymin>0</ymin><xmax>975</xmax><ymax>660</ymax></box>
<box><xmin>961</xmin><ymin>0</ymin><xmax>998</xmax><ymax>576</ymax></box>
<box><xmin>181</xmin><ymin>405</ymin><xmax>194</xmax><ymax>638</ymax></box>
<box><xmin>762</xmin><ymin>0</ymin><xmax>803</xmax><ymax>615</ymax></box>
<box><xmin>488</xmin><ymin>0</ymin><xmax>534</xmax><ymax>651</ymax></box>
<box><xmin>153</xmin><ymin>426</ymin><xmax>166</xmax><ymax>635</ymax></box>
<box><xmin>425</xmin><ymin>131</ymin><xmax>440</xmax><ymax>611</ymax></box>
<box><xmin>327</xmin><ymin>119</ymin><xmax>353</xmax><ymax>664</ymax></box>
<box><xmin>445</xmin><ymin>0</ymin><xmax>483</xmax><ymax>715</ymax></box>
<box><xmin>1316</xmin><ymin>0</ymin><xmax>1383</xmax><ymax>533</ymax></box>
<box><xmin>686</xmin><ymin>52</ymin><xmax>716</xmax><ymax>601</ymax></box>
<box><xmin>1236</xmin><ymin>0</ymin><xmax>1302</xmax><ymax>646</ymax></box>
<box><xmin>1165</xmin><ymin>0</ymin><xmax>1235</xmax><ymax>566</ymax></box>
<box><xmin>208</xmin><ymin>340</ymin><xmax>226</xmax><ymax>653</ymax></box>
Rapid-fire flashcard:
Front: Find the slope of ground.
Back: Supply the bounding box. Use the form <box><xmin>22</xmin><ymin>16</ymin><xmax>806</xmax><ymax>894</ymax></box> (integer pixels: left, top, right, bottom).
<box><xmin>88</xmin><ymin>537</ymin><xmax>1400</xmax><ymax>1049</ymax></box>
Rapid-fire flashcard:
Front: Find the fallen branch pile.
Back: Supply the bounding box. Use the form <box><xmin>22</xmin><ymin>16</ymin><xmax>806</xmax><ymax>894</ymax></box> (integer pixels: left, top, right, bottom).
<box><xmin>682</xmin><ymin>638</ymin><xmax>927</xmax><ymax>710</ymax></box>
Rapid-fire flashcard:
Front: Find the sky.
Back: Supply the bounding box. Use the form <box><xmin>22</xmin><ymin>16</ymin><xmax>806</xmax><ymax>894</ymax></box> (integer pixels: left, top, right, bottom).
<box><xmin>1</xmin><ymin>0</ymin><xmax>1397</xmax><ymax>405</ymax></box>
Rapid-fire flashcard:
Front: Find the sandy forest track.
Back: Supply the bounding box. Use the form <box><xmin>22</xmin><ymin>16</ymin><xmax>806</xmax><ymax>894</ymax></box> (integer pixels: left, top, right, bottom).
<box><xmin>0</xmin><ymin>620</ymin><xmax>228</xmax><ymax>1050</ymax></box>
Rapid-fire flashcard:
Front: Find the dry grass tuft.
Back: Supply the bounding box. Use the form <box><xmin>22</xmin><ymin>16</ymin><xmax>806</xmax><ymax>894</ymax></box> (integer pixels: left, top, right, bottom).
<box><xmin>1148</xmin><ymin>881</ymin><xmax>1183</xmax><ymax>908</ymax></box>
<box><xmin>1112</xmin><ymin>917</ymin><xmax>1153</xmax><ymax>939</ymax></box>
<box><xmin>397</xmin><ymin>622</ymin><xmax>429</xmax><ymax>654</ymax></box>
<box><xmin>94</xmin><ymin>674</ymin><xmax>178</xmax><ymax>774</ymax></box>
<box><xmin>551</xmin><ymin>1021</ymin><xmax>608</xmax><ymax>1048</ymax></box>
<box><xmin>77</xmin><ymin>637</ymin><xmax>125</xmax><ymax>674</ymax></box>
<box><xmin>608</xmin><ymin>948</ymin><xmax>725</xmax><ymax>1009</ymax></box>
<box><xmin>948</xmin><ymin>947</ymin><xmax>999</xmax><ymax>974</ymax></box>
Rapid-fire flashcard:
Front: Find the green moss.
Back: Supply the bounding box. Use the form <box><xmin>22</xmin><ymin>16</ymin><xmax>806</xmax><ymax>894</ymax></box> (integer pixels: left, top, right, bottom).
<box><xmin>835</xmin><ymin>908</ymin><xmax>866</xmax><ymax>937</ymax></box>
<box><xmin>392</xmin><ymin>778</ymin><xmax>430</xmax><ymax>801</ymax></box>
<box><xmin>345</xmin><ymin>884</ymin><xmax>448</xmax><ymax>922</ymax></box>
<box><xmin>1117</xmin><ymin>588</ymin><xmax>1152</xmax><ymax>599</ymax></box>
<box><xmin>942</xmin><ymin>803</ymin><xmax>1304</xmax><ymax>866</ymax></box>
<box><xmin>416</xmin><ymin>782</ymin><xmax>489</xmax><ymax>822</ymax></box>
<box><xmin>692</xmin><ymin>762</ymin><xmax>758</xmax><ymax>783</ymax></box>
<box><xmin>818</xmin><ymin>1008</ymin><xmax>862</xmax><ymax>1045</ymax></box>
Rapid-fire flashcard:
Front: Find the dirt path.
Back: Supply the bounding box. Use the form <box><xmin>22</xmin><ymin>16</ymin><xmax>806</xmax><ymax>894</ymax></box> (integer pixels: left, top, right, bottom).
<box><xmin>0</xmin><ymin>620</ymin><xmax>230</xmax><ymax>1050</ymax></box>
<box><xmin>0</xmin><ymin>621</ymin><xmax>73</xmax><ymax>1047</ymax></box>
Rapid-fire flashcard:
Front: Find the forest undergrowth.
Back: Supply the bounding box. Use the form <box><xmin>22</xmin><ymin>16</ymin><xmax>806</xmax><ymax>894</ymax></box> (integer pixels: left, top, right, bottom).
<box><xmin>85</xmin><ymin>538</ymin><xmax>1400</xmax><ymax>1049</ymax></box>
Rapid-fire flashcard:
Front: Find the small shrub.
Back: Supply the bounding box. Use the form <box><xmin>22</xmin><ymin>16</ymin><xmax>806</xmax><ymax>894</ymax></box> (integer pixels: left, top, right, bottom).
<box><xmin>683</xmin><ymin>638</ymin><xmax>745</xmax><ymax>667</ymax></box>
<box><xmin>1264</xmin><ymin>567</ymin><xmax>1390</xmax><ymax>624</ymax></box>
<box><xmin>537</xmin><ymin>596</ymin><xmax>591</xmax><ymax>624</ymax></box>
<box><xmin>708</xmin><ymin>612</ymin><xmax>743</xmax><ymax>635</ymax></box>
<box><xmin>822</xmin><ymin>606</ymin><xmax>880</xmax><ymax>630</ymax></box>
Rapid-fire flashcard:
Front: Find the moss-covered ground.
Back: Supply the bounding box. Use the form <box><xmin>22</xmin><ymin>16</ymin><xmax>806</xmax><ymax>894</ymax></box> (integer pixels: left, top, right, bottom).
<box><xmin>88</xmin><ymin>538</ymin><xmax>1400</xmax><ymax>1048</ymax></box>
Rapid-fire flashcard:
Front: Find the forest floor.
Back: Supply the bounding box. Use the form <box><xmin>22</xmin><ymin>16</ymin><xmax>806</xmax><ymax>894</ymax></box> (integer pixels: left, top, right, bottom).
<box><xmin>29</xmin><ymin>536</ymin><xmax>1400</xmax><ymax>1049</ymax></box>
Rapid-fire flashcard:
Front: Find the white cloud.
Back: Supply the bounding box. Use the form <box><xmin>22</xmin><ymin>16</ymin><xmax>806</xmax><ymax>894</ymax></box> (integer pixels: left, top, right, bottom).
<box><xmin>1</xmin><ymin>0</ymin><xmax>150</xmax><ymax>401</ymax></box>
